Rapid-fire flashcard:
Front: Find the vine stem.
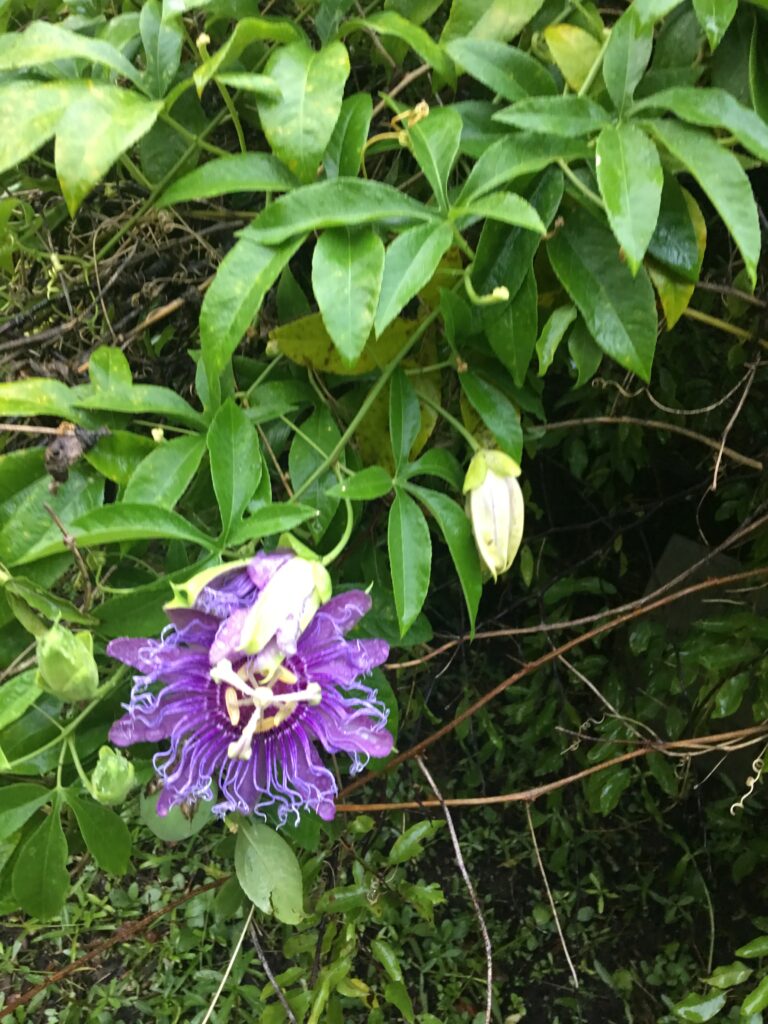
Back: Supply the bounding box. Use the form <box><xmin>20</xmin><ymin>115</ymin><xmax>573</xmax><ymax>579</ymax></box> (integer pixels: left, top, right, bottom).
<box><xmin>339</xmin><ymin>567</ymin><xmax>768</xmax><ymax>799</ymax></box>
<box><xmin>577</xmin><ymin>34</ymin><xmax>610</xmax><ymax>97</ymax></box>
<box><xmin>418</xmin><ymin>392</ymin><xmax>480</xmax><ymax>451</ymax></box>
<box><xmin>290</xmin><ymin>307</ymin><xmax>442</xmax><ymax>502</ymax></box>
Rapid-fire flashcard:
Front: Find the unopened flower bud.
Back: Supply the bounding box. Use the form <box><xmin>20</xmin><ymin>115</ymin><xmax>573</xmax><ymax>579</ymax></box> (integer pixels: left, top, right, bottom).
<box><xmin>463</xmin><ymin>450</ymin><xmax>524</xmax><ymax>581</ymax></box>
<box><xmin>240</xmin><ymin>556</ymin><xmax>332</xmax><ymax>657</ymax></box>
<box><xmin>35</xmin><ymin>623</ymin><xmax>99</xmax><ymax>702</ymax></box>
<box><xmin>91</xmin><ymin>746</ymin><xmax>135</xmax><ymax>805</ymax></box>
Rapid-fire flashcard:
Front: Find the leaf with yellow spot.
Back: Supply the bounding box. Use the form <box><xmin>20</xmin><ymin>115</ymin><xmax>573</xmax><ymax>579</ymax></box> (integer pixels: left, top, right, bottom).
<box><xmin>544</xmin><ymin>24</ymin><xmax>603</xmax><ymax>91</ymax></box>
<box><xmin>647</xmin><ymin>188</ymin><xmax>706</xmax><ymax>328</ymax></box>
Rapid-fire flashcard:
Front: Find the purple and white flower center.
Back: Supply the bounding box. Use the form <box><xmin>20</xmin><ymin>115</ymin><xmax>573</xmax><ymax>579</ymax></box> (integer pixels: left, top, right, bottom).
<box><xmin>210</xmin><ymin>657</ymin><xmax>322</xmax><ymax>761</ymax></box>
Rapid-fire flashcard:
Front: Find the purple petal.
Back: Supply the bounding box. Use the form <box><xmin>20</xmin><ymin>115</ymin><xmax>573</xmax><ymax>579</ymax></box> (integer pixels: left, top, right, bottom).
<box><xmin>247</xmin><ymin>550</ymin><xmax>294</xmax><ymax>590</ymax></box>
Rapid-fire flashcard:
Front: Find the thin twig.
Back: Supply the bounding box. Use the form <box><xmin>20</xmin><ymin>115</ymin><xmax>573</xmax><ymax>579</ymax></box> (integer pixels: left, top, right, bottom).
<box><xmin>249</xmin><ymin>923</ymin><xmax>298</xmax><ymax>1024</ymax></box>
<box><xmin>372</xmin><ymin>63</ymin><xmax>431</xmax><ymax>118</ymax></box>
<box><xmin>43</xmin><ymin>504</ymin><xmax>93</xmax><ymax>611</ymax></box>
<box><xmin>201</xmin><ymin>904</ymin><xmax>256</xmax><ymax>1024</ymax></box>
<box><xmin>336</xmin><ymin>725</ymin><xmax>768</xmax><ymax>813</ymax></box>
<box><xmin>712</xmin><ymin>361</ymin><xmax>758</xmax><ymax>490</ymax></box>
<box><xmin>343</xmin><ymin>567</ymin><xmax>768</xmax><ymax>799</ymax></box>
<box><xmin>525</xmin><ymin>804</ymin><xmax>579</xmax><ymax>989</ymax></box>
<box><xmin>537</xmin><ymin>416</ymin><xmax>762</xmax><ymax>472</ymax></box>
<box><xmin>417</xmin><ymin>757</ymin><xmax>493</xmax><ymax>1024</ymax></box>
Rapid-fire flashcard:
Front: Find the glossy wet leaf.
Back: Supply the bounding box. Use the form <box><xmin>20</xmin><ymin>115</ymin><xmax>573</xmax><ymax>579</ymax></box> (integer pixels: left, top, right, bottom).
<box><xmin>494</xmin><ymin>96</ymin><xmax>610</xmax><ymax>137</ymax></box>
<box><xmin>36</xmin><ymin>504</ymin><xmax>215</xmax><ymax>555</ymax></box>
<box><xmin>124</xmin><ymin>435</ymin><xmax>206</xmax><ymax>509</ymax></box>
<box><xmin>288</xmin><ymin>406</ymin><xmax>341</xmax><ymax>542</ymax></box>
<box><xmin>312</xmin><ymin>227</ymin><xmax>384</xmax><ymax>365</ymax></box>
<box><xmin>458</xmin><ymin>133</ymin><xmax>586</xmax><ymax>204</ymax></box>
<box><xmin>0</xmin><ymin>20</ymin><xmax>142</xmax><ymax>85</ymax></box>
<box><xmin>703</xmin><ymin>961</ymin><xmax>752</xmax><ymax>989</ymax></box>
<box><xmin>324</xmin><ymin>92</ymin><xmax>373</xmax><ymax>178</ymax></box>
<box><xmin>247</xmin><ymin>179</ymin><xmax>433</xmax><ymax>245</ymax></box>
<box><xmin>454</xmin><ymin>191</ymin><xmax>545</xmax><ymax>234</ymax></box>
<box><xmin>441</xmin><ymin>0</ymin><xmax>545</xmax><ymax>43</ymax></box>
<box><xmin>486</xmin><ymin>268</ymin><xmax>538</xmax><ymax>386</ymax></box>
<box><xmin>269</xmin><ymin>313</ymin><xmax>414</xmax><ymax>377</ymax></box>
<box><xmin>327</xmin><ymin>466</ymin><xmax>392</xmax><ymax>500</ymax></box>
<box><xmin>140</xmin><ymin>0</ymin><xmax>182</xmax><ymax>98</ymax></box>
<box><xmin>192</xmin><ymin>16</ymin><xmax>302</xmax><ymax>95</ymax></box>
<box><xmin>673</xmin><ymin>991</ymin><xmax>727</xmax><ymax>1022</ymax></box>
<box><xmin>64</xmin><ymin>789</ymin><xmax>130</xmax><ymax>876</ymax></box>
<box><xmin>547</xmin><ymin>205</ymin><xmax>658</xmax><ymax>381</ymax></box>
<box><xmin>342</xmin><ymin>11</ymin><xmax>454</xmax><ymax>81</ymax></box>
<box><xmin>389</xmin><ymin>370</ymin><xmax>421</xmax><ymax>470</ymax></box>
<box><xmin>408</xmin><ymin>106</ymin><xmax>462</xmax><ymax>211</ymax></box>
<box><xmin>207</xmin><ymin>399</ymin><xmax>262</xmax><ymax>537</ymax></box>
<box><xmin>12</xmin><ymin>795</ymin><xmax>69</xmax><ymax>919</ymax></box>
<box><xmin>536</xmin><ymin>304</ymin><xmax>577</xmax><ymax>375</ymax></box>
<box><xmin>374</xmin><ymin>221</ymin><xmax>453</xmax><ymax>335</ymax></box>
<box><xmin>743</xmin><ymin>976</ymin><xmax>768</xmax><ymax>1016</ymax></box>
<box><xmin>692</xmin><ymin>0</ymin><xmax>736</xmax><ymax>50</ymax></box>
<box><xmin>647</xmin><ymin>175</ymin><xmax>702</xmax><ymax>281</ymax></box>
<box><xmin>0</xmin><ymin>783</ymin><xmax>50</xmax><ymax>843</ymax></box>
<box><xmin>460</xmin><ymin>371</ymin><xmax>523</xmax><ymax>461</ymax></box>
<box><xmin>736</xmin><ymin>936</ymin><xmax>768</xmax><ymax>958</ymax></box>
<box><xmin>596</xmin><ymin>123</ymin><xmax>663</xmax><ymax>273</ymax></box>
<box><xmin>445</xmin><ymin>36</ymin><xmax>556</xmax><ymax>101</ymax></box>
<box><xmin>257</xmin><ymin>40</ymin><xmax>349</xmax><ymax>183</ymax></box>
<box><xmin>235</xmin><ymin>819</ymin><xmax>303</xmax><ymax>924</ymax></box>
<box><xmin>158</xmin><ymin>154</ymin><xmax>299</xmax><ymax>206</ymax></box>
<box><xmin>228</xmin><ymin>503</ymin><xmax>320</xmax><ymax>546</ymax></box>
<box><xmin>0</xmin><ymin>81</ymin><xmax>81</xmax><ymax>175</ymax></box>
<box><xmin>603</xmin><ymin>6</ymin><xmax>653</xmax><ymax>112</ymax></box>
<box><xmin>388</xmin><ymin>489</ymin><xmax>431</xmax><ymax>636</ymax></box>
<box><xmin>648</xmin><ymin>119</ymin><xmax>760</xmax><ymax>286</ymax></box>
<box><xmin>3</xmin><ymin>472</ymin><xmax>104</xmax><ymax>567</ymax></box>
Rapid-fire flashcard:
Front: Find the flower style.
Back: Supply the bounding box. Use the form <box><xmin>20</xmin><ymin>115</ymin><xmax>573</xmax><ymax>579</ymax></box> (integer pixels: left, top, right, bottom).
<box><xmin>107</xmin><ymin>552</ymin><xmax>392</xmax><ymax>823</ymax></box>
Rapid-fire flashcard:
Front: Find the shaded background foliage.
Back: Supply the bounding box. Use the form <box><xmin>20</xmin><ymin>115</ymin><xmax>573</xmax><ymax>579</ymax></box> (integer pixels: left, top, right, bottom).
<box><xmin>0</xmin><ymin>0</ymin><xmax>767</xmax><ymax>1021</ymax></box>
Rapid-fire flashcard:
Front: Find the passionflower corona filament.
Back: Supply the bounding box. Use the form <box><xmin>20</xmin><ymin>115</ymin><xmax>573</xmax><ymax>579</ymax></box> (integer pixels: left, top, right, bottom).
<box><xmin>107</xmin><ymin>552</ymin><xmax>392</xmax><ymax>823</ymax></box>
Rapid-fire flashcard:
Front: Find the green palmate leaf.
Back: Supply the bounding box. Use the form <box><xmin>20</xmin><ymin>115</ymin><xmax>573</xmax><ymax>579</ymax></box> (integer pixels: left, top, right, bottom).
<box><xmin>633</xmin><ymin>87</ymin><xmax>768</xmax><ymax>162</ymax></box>
<box><xmin>257</xmin><ymin>40</ymin><xmax>349</xmax><ymax>183</ymax></box>
<box><xmin>389</xmin><ymin>370</ymin><xmax>421</xmax><ymax>470</ymax></box>
<box><xmin>0</xmin><ymin>377</ymin><xmax>76</xmax><ymax>420</ymax></box>
<box><xmin>311</xmin><ymin>227</ymin><xmax>384</xmax><ymax>365</ymax></box>
<box><xmin>736</xmin><ymin>937</ymin><xmax>768</xmax><ymax>958</ymax></box>
<box><xmin>326</xmin><ymin>466</ymin><xmax>392</xmax><ymax>500</ymax></box>
<box><xmin>11</xmin><ymin>795</ymin><xmax>69</xmax><ymax>920</ymax></box>
<box><xmin>673</xmin><ymin>992</ymin><xmax>727</xmax><ymax>1022</ymax></box>
<box><xmin>2</xmin><ymin>472</ymin><xmax>104</xmax><ymax>567</ymax></box>
<box><xmin>140</xmin><ymin>0</ymin><xmax>182</xmax><ymax>98</ymax></box>
<box><xmin>543</xmin><ymin>23</ymin><xmax>602</xmax><ymax>91</ymax></box>
<box><xmin>494</xmin><ymin>96</ymin><xmax>610</xmax><ymax>137</ymax></box>
<box><xmin>228</xmin><ymin>503</ymin><xmax>319</xmax><ymax>546</ymax></box>
<box><xmin>536</xmin><ymin>304</ymin><xmax>577</xmax><ymax>375</ymax></box>
<box><xmin>408</xmin><ymin>485</ymin><xmax>481</xmax><ymax>632</ymax></box>
<box><xmin>388</xmin><ymin>489</ymin><xmax>431</xmax><ymax>637</ymax></box>
<box><xmin>486</xmin><ymin>267</ymin><xmax>538</xmax><ymax>386</ymax></box>
<box><xmin>83</xmin><ymin>432</ymin><xmax>154</xmax><ymax>486</ymax></box>
<box><xmin>200</xmin><ymin>233</ymin><xmax>304</xmax><ymax>390</ymax></box>
<box><xmin>2</xmin><ymin>576</ymin><xmax>95</xmax><ymax>627</ymax></box>
<box><xmin>55</xmin><ymin>89</ymin><xmax>162</xmax><ymax>215</ymax></box>
<box><xmin>633</xmin><ymin>0</ymin><xmax>684</xmax><ymax>26</ymax></box>
<box><xmin>0</xmin><ymin>81</ymin><xmax>82</xmax><ymax>176</ymax></box>
<box><xmin>404</xmin><ymin>448</ymin><xmax>464</xmax><ymax>490</ymax></box>
<box><xmin>692</xmin><ymin>0</ymin><xmax>736</xmax><ymax>50</ymax></box>
<box><xmin>454</xmin><ymin>191</ymin><xmax>545</xmax><ymax>233</ymax></box>
<box><xmin>388</xmin><ymin>819</ymin><xmax>444</xmax><ymax>863</ymax></box>
<box><xmin>441</xmin><ymin>0</ymin><xmax>545</xmax><ymax>43</ymax></box>
<box><xmin>124</xmin><ymin>435</ymin><xmax>206</xmax><ymax>509</ymax></box>
<box><xmin>324</xmin><ymin>92</ymin><xmax>373</xmax><ymax>178</ymax></box>
<box><xmin>472</xmin><ymin>165</ymin><xmax>563</xmax><ymax>300</ymax></box>
<box><xmin>603</xmin><ymin>6</ymin><xmax>653</xmax><ymax>112</ymax></box>
<box><xmin>458</xmin><ymin>133</ymin><xmax>587</xmax><ymax>204</ymax></box>
<box><xmin>647</xmin><ymin>119</ymin><xmax>761</xmax><ymax>286</ymax></box>
<box><xmin>547</xmin><ymin>205</ymin><xmax>658</xmax><ymax>381</ymax></box>
<box><xmin>64</xmin><ymin>790</ymin><xmax>130</xmax><ymax>876</ymax></box>
<box><xmin>375</xmin><ymin>221</ymin><xmax>453</xmax><ymax>335</ymax></box>
<box><xmin>0</xmin><ymin>785</ymin><xmax>50</xmax><ymax>843</ymax></box>
<box><xmin>596</xmin><ymin>123</ymin><xmax>663</xmax><ymax>274</ymax></box>
<box><xmin>704</xmin><ymin>961</ymin><xmax>753</xmax><ymax>989</ymax></box>
<box><xmin>408</xmin><ymin>107</ymin><xmax>463</xmax><ymax>211</ymax></box>
<box><xmin>0</xmin><ymin>671</ymin><xmax>40</xmax><ymax>733</ymax></box>
<box><xmin>342</xmin><ymin>11</ymin><xmax>454</xmax><ymax>82</ymax></box>
<box><xmin>14</xmin><ymin>505</ymin><xmax>215</xmax><ymax>564</ymax></box>
<box><xmin>234</xmin><ymin>819</ymin><xmax>303</xmax><ymax>924</ymax></box>
<box><xmin>647</xmin><ymin>174</ymin><xmax>701</xmax><ymax>280</ymax></box>
<box><xmin>460</xmin><ymin>372</ymin><xmax>523</xmax><ymax>461</ymax></box>
<box><xmin>0</xmin><ymin>20</ymin><xmax>142</xmax><ymax>85</ymax></box>
<box><xmin>445</xmin><ymin>36</ymin><xmax>556</xmax><ymax>101</ymax></box>
<box><xmin>74</xmin><ymin>384</ymin><xmax>204</xmax><ymax>427</ymax></box>
<box><xmin>158</xmin><ymin>154</ymin><xmax>298</xmax><ymax>206</ymax></box>
<box><xmin>246</xmin><ymin>179</ymin><xmax>434</xmax><ymax>245</ymax></box>
<box><xmin>647</xmin><ymin>187</ymin><xmax>706</xmax><ymax>327</ymax></box>
<box><xmin>214</xmin><ymin>73</ymin><xmax>281</xmax><ymax>98</ymax></box>
<box><xmin>288</xmin><ymin>406</ymin><xmax>341</xmax><ymax>542</ymax></box>
<box><xmin>207</xmin><ymin>399</ymin><xmax>262</xmax><ymax>537</ymax></box>
<box><xmin>192</xmin><ymin>16</ymin><xmax>302</xmax><ymax>94</ymax></box>
<box><xmin>743</xmin><ymin>977</ymin><xmax>768</xmax><ymax>1017</ymax></box>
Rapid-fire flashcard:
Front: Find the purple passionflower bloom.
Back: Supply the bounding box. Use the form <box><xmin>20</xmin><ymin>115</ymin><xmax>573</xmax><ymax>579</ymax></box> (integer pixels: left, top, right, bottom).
<box><xmin>107</xmin><ymin>552</ymin><xmax>392</xmax><ymax>823</ymax></box>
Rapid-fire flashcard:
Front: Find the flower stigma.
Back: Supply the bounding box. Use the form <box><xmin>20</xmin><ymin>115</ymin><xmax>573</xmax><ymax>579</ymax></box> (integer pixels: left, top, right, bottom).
<box><xmin>211</xmin><ymin>657</ymin><xmax>322</xmax><ymax>760</ymax></box>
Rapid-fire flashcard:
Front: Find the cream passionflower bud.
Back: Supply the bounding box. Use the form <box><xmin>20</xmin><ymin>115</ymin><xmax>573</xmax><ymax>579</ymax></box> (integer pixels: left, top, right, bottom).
<box><xmin>91</xmin><ymin>745</ymin><xmax>136</xmax><ymax>806</ymax></box>
<box><xmin>35</xmin><ymin>622</ymin><xmax>99</xmax><ymax>702</ymax></box>
<box><xmin>239</xmin><ymin>556</ymin><xmax>332</xmax><ymax>657</ymax></box>
<box><xmin>463</xmin><ymin>450</ymin><xmax>525</xmax><ymax>581</ymax></box>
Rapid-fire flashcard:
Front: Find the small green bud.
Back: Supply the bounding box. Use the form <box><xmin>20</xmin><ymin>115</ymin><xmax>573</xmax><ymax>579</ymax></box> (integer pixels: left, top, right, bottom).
<box><xmin>35</xmin><ymin>623</ymin><xmax>99</xmax><ymax>702</ymax></box>
<box><xmin>91</xmin><ymin>746</ymin><xmax>136</xmax><ymax>806</ymax></box>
